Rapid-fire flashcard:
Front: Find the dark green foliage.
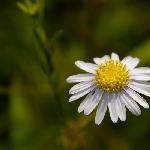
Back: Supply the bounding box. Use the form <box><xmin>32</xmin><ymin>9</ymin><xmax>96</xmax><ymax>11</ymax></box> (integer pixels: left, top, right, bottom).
<box><xmin>0</xmin><ymin>0</ymin><xmax>150</xmax><ymax>149</ymax></box>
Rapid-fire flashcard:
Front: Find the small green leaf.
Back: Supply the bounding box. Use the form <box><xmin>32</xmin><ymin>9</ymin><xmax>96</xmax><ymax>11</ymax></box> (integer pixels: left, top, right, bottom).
<box><xmin>17</xmin><ymin>2</ymin><xmax>28</xmax><ymax>14</ymax></box>
<box><xmin>49</xmin><ymin>30</ymin><xmax>63</xmax><ymax>48</ymax></box>
<box><xmin>17</xmin><ymin>0</ymin><xmax>39</xmax><ymax>15</ymax></box>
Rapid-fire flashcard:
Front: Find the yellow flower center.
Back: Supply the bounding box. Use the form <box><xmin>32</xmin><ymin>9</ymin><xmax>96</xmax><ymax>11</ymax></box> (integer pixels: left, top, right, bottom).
<box><xmin>95</xmin><ymin>60</ymin><xmax>129</xmax><ymax>93</ymax></box>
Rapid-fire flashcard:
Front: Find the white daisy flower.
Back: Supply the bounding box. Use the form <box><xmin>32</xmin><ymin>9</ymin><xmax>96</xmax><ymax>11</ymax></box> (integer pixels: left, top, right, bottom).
<box><xmin>66</xmin><ymin>53</ymin><xmax>150</xmax><ymax>125</ymax></box>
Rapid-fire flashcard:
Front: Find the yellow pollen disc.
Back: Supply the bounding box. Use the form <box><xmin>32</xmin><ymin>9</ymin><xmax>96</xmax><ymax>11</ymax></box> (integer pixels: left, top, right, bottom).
<box><xmin>95</xmin><ymin>60</ymin><xmax>129</xmax><ymax>93</ymax></box>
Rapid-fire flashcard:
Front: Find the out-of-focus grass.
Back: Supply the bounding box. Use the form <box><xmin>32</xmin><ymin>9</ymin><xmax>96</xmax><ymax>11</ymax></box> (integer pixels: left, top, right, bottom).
<box><xmin>0</xmin><ymin>0</ymin><xmax>150</xmax><ymax>149</ymax></box>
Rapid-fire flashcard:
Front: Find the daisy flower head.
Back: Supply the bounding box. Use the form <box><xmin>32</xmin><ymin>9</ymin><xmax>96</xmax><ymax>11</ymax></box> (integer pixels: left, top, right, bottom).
<box><xmin>66</xmin><ymin>53</ymin><xmax>150</xmax><ymax>125</ymax></box>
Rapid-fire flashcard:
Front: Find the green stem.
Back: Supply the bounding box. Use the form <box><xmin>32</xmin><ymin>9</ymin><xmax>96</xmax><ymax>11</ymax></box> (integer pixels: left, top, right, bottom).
<box><xmin>32</xmin><ymin>11</ymin><xmax>65</xmax><ymax>123</ymax></box>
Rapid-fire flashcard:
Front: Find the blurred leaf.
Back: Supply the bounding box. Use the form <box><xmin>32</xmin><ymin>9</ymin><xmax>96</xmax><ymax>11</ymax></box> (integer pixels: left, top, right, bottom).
<box><xmin>60</xmin><ymin>118</ymin><xmax>87</xmax><ymax>150</ymax></box>
<box><xmin>17</xmin><ymin>0</ymin><xmax>39</xmax><ymax>15</ymax></box>
<box><xmin>17</xmin><ymin>2</ymin><xmax>29</xmax><ymax>14</ymax></box>
<box><xmin>49</xmin><ymin>30</ymin><xmax>64</xmax><ymax>49</ymax></box>
<box><xmin>9</xmin><ymin>78</ymin><xmax>33</xmax><ymax>149</ymax></box>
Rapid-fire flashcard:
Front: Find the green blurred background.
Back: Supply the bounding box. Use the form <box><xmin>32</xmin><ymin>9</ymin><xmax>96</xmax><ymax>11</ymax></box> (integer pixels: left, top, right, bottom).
<box><xmin>0</xmin><ymin>0</ymin><xmax>150</xmax><ymax>149</ymax></box>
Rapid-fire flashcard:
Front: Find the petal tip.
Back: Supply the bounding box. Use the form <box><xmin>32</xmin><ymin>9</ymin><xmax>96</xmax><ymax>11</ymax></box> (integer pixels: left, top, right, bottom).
<box><xmin>144</xmin><ymin>104</ymin><xmax>149</xmax><ymax>109</ymax></box>
<box><xmin>111</xmin><ymin>52</ymin><xmax>116</xmax><ymax>55</ymax></box>
<box><xmin>75</xmin><ymin>60</ymin><xmax>81</xmax><ymax>65</ymax></box>
<box><xmin>112</xmin><ymin>120</ymin><xmax>118</xmax><ymax>123</ymax></box>
<box><xmin>84</xmin><ymin>111</ymin><xmax>90</xmax><ymax>116</ymax></box>
<box><xmin>95</xmin><ymin>118</ymin><xmax>102</xmax><ymax>125</ymax></box>
<box><xmin>66</xmin><ymin>77</ymin><xmax>70</xmax><ymax>83</ymax></box>
<box><xmin>120</xmin><ymin>118</ymin><xmax>126</xmax><ymax>122</ymax></box>
<box><xmin>69</xmin><ymin>98</ymin><xmax>73</xmax><ymax>102</ymax></box>
<box><xmin>77</xmin><ymin>109</ymin><xmax>82</xmax><ymax>113</ymax></box>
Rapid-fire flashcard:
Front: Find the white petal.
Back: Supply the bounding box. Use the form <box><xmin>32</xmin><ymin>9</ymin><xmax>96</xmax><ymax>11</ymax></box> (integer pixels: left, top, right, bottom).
<box><xmin>121</xmin><ymin>92</ymin><xmax>141</xmax><ymax>116</ymax></box>
<box><xmin>69</xmin><ymin>81</ymin><xmax>95</xmax><ymax>94</ymax></box>
<box><xmin>121</xmin><ymin>56</ymin><xmax>132</xmax><ymax>64</ymax></box>
<box><xmin>111</xmin><ymin>52</ymin><xmax>119</xmax><ymax>61</ymax></box>
<box><xmin>93</xmin><ymin>58</ymin><xmax>101</xmax><ymax>65</ymax></box>
<box><xmin>100</xmin><ymin>55</ymin><xmax>110</xmax><ymax>63</ymax></box>
<box><xmin>124</xmin><ymin>87</ymin><xmax>149</xmax><ymax>108</ymax></box>
<box><xmin>129</xmin><ymin>80</ymin><xmax>150</xmax><ymax>87</ymax></box>
<box><xmin>108</xmin><ymin>93</ymin><xmax>118</xmax><ymax>123</ymax></box>
<box><xmin>95</xmin><ymin>93</ymin><xmax>108</xmax><ymax>125</ymax></box>
<box><xmin>130</xmin><ymin>74</ymin><xmax>150</xmax><ymax>81</ymax></box>
<box><xmin>93</xmin><ymin>55</ymin><xmax>110</xmax><ymax>65</ymax></box>
<box><xmin>130</xmin><ymin>80</ymin><xmax>150</xmax><ymax>87</ymax></box>
<box><xmin>131</xmin><ymin>67</ymin><xmax>150</xmax><ymax>75</ymax></box>
<box><xmin>128</xmin><ymin>82</ymin><xmax>150</xmax><ymax>97</ymax></box>
<box><xmin>69</xmin><ymin>85</ymin><xmax>96</xmax><ymax>102</ymax></box>
<box><xmin>78</xmin><ymin>92</ymin><xmax>93</xmax><ymax>113</ymax></box>
<box><xmin>84</xmin><ymin>89</ymin><xmax>103</xmax><ymax>115</ymax></box>
<box><xmin>66</xmin><ymin>74</ymin><xmax>94</xmax><ymax>83</ymax></box>
<box><xmin>75</xmin><ymin>61</ymin><xmax>98</xmax><ymax>74</ymax></box>
<box><xmin>125</xmin><ymin>58</ymin><xmax>140</xmax><ymax>70</ymax></box>
<box><xmin>116</xmin><ymin>93</ymin><xmax>126</xmax><ymax>121</ymax></box>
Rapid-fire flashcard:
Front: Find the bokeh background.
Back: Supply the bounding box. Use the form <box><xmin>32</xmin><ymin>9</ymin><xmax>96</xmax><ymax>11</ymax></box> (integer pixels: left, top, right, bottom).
<box><xmin>0</xmin><ymin>0</ymin><xmax>150</xmax><ymax>149</ymax></box>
